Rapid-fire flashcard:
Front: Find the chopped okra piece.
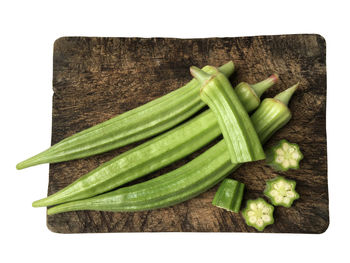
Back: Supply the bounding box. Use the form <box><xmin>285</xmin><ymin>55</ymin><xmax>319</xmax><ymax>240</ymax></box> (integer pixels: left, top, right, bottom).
<box><xmin>266</xmin><ymin>139</ymin><xmax>303</xmax><ymax>171</ymax></box>
<box><xmin>212</xmin><ymin>179</ymin><xmax>245</xmax><ymax>212</ymax></box>
<box><xmin>242</xmin><ymin>198</ymin><xmax>274</xmax><ymax>231</ymax></box>
<box><xmin>264</xmin><ymin>176</ymin><xmax>299</xmax><ymax>207</ymax></box>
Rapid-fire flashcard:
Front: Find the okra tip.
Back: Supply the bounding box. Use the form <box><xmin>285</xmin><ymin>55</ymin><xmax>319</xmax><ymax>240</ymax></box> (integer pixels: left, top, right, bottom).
<box><xmin>32</xmin><ymin>195</ymin><xmax>55</xmax><ymax>207</ymax></box>
<box><xmin>32</xmin><ymin>199</ymin><xmax>45</xmax><ymax>208</ymax></box>
<box><xmin>16</xmin><ymin>159</ymin><xmax>31</xmax><ymax>170</ymax></box>
<box><xmin>274</xmin><ymin>82</ymin><xmax>299</xmax><ymax>106</ymax></box>
<box><xmin>16</xmin><ymin>152</ymin><xmax>47</xmax><ymax>170</ymax></box>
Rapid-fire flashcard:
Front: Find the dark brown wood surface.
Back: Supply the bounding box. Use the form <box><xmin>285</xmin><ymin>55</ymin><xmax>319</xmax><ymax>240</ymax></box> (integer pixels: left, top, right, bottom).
<box><xmin>47</xmin><ymin>35</ymin><xmax>328</xmax><ymax>233</ymax></box>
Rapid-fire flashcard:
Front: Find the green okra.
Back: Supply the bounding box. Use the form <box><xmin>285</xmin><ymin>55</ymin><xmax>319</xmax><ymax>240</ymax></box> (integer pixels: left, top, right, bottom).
<box><xmin>250</xmin><ymin>84</ymin><xmax>299</xmax><ymax>143</ymax></box>
<box><xmin>264</xmin><ymin>176</ymin><xmax>299</xmax><ymax>207</ymax></box>
<box><xmin>242</xmin><ymin>198</ymin><xmax>275</xmax><ymax>231</ymax></box>
<box><xmin>212</xmin><ymin>179</ymin><xmax>245</xmax><ymax>212</ymax></box>
<box><xmin>235</xmin><ymin>74</ymin><xmax>278</xmax><ymax>113</ymax></box>
<box><xmin>17</xmin><ymin>62</ymin><xmax>235</xmax><ymax>170</ymax></box>
<box><xmin>33</xmin><ymin>110</ymin><xmax>222</xmax><ymax>207</ymax></box>
<box><xmin>266</xmin><ymin>139</ymin><xmax>303</xmax><ymax>171</ymax></box>
<box><xmin>33</xmin><ymin>71</ymin><xmax>275</xmax><ymax>207</ymax></box>
<box><xmin>191</xmin><ymin>66</ymin><xmax>265</xmax><ymax>164</ymax></box>
<box><xmin>46</xmin><ymin>85</ymin><xmax>297</xmax><ymax>215</ymax></box>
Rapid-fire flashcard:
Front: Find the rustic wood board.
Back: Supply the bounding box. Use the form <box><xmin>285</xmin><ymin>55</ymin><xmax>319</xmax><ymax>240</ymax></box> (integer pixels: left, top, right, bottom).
<box><xmin>47</xmin><ymin>35</ymin><xmax>328</xmax><ymax>233</ymax></box>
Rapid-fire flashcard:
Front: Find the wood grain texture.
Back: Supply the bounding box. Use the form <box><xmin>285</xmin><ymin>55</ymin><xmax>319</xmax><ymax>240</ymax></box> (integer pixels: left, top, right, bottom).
<box><xmin>47</xmin><ymin>35</ymin><xmax>328</xmax><ymax>233</ymax></box>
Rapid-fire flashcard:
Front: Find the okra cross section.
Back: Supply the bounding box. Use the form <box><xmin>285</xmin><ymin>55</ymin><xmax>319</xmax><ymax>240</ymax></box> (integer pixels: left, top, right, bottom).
<box><xmin>242</xmin><ymin>198</ymin><xmax>274</xmax><ymax>231</ymax></box>
<box><xmin>191</xmin><ymin>66</ymin><xmax>265</xmax><ymax>164</ymax></box>
<box><xmin>264</xmin><ymin>176</ymin><xmax>299</xmax><ymax>207</ymax></box>
<box><xmin>266</xmin><ymin>139</ymin><xmax>303</xmax><ymax>171</ymax></box>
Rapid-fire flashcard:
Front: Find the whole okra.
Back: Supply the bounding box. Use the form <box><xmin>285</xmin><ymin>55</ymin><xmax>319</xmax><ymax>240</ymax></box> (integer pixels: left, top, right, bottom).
<box><xmin>16</xmin><ymin>62</ymin><xmax>235</xmax><ymax>170</ymax></box>
<box><xmin>46</xmin><ymin>85</ymin><xmax>297</xmax><ymax>215</ymax></box>
<box><xmin>33</xmin><ymin>72</ymin><xmax>276</xmax><ymax>207</ymax></box>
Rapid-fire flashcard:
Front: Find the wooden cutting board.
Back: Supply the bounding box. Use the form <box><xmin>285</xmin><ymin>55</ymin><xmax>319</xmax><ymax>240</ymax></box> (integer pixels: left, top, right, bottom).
<box><xmin>47</xmin><ymin>35</ymin><xmax>328</xmax><ymax>233</ymax></box>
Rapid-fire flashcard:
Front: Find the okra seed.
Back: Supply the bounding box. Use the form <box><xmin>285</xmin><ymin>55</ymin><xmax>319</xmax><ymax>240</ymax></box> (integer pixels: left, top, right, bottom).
<box><xmin>276</xmin><ymin>149</ymin><xmax>284</xmax><ymax>155</ymax></box>
<box><xmin>262</xmin><ymin>215</ymin><xmax>271</xmax><ymax>222</ymax></box>
<box><xmin>262</xmin><ymin>207</ymin><xmax>270</xmax><ymax>214</ymax></box>
<box><xmin>250</xmin><ymin>216</ymin><xmax>257</xmax><ymax>223</ymax></box>
<box><xmin>276</xmin><ymin>156</ymin><xmax>284</xmax><ymax>163</ymax></box>
<box><xmin>283</xmin><ymin>197</ymin><xmax>290</xmax><ymax>204</ymax></box>
<box><xmin>286</xmin><ymin>191</ymin><xmax>295</xmax><ymax>198</ymax></box>
<box><xmin>275</xmin><ymin>196</ymin><xmax>283</xmax><ymax>202</ymax></box>
<box><xmin>288</xmin><ymin>147</ymin><xmax>295</xmax><ymax>153</ymax></box>
<box><xmin>282</xmin><ymin>143</ymin><xmax>289</xmax><ymax>151</ymax></box>
<box><xmin>250</xmin><ymin>203</ymin><xmax>257</xmax><ymax>210</ymax></box>
<box><xmin>270</xmin><ymin>190</ymin><xmax>278</xmax><ymax>196</ymax></box>
<box><xmin>292</xmin><ymin>152</ymin><xmax>300</xmax><ymax>159</ymax></box>
<box><xmin>277</xmin><ymin>181</ymin><xmax>284</xmax><ymax>188</ymax></box>
<box><xmin>257</xmin><ymin>219</ymin><xmax>264</xmax><ymax>227</ymax></box>
<box><xmin>248</xmin><ymin>211</ymin><xmax>255</xmax><ymax>217</ymax></box>
<box><xmin>290</xmin><ymin>159</ymin><xmax>297</xmax><ymax>166</ymax></box>
<box><xmin>282</xmin><ymin>160</ymin><xmax>290</xmax><ymax>168</ymax></box>
<box><xmin>257</xmin><ymin>202</ymin><xmax>264</xmax><ymax>209</ymax></box>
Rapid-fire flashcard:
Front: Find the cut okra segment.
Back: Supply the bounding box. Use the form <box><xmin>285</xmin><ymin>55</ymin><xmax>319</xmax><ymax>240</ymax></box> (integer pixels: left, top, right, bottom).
<box><xmin>212</xmin><ymin>179</ymin><xmax>245</xmax><ymax>212</ymax></box>
<box><xmin>191</xmin><ymin>66</ymin><xmax>265</xmax><ymax>164</ymax></box>
<box><xmin>266</xmin><ymin>139</ymin><xmax>303</xmax><ymax>171</ymax></box>
<box><xmin>264</xmin><ymin>176</ymin><xmax>299</xmax><ymax>207</ymax></box>
<box><xmin>242</xmin><ymin>198</ymin><xmax>274</xmax><ymax>231</ymax></box>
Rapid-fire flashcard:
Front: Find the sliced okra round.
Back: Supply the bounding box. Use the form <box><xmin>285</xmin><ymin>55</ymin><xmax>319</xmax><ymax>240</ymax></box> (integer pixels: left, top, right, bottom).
<box><xmin>264</xmin><ymin>176</ymin><xmax>299</xmax><ymax>207</ymax></box>
<box><xmin>266</xmin><ymin>139</ymin><xmax>303</xmax><ymax>171</ymax></box>
<box><xmin>242</xmin><ymin>198</ymin><xmax>274</xmax><ymax>231</ymax></box>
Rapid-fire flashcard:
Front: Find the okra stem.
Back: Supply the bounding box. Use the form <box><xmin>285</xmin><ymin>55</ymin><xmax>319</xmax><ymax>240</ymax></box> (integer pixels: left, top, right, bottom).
<box><xmin>190</xmin><ymin>66</ymin><xmax>212</xmax><ymax>83</ymax></box>
<box><xmin>251</xmin><ymin>74</ymin><xmax>279</xmax><ymax>98</ymax></box>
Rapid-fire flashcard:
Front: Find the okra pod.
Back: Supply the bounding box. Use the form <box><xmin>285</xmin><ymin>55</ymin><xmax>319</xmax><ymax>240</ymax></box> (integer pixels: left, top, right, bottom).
<box><xmin>17</xmin><ymin>62</ymin><xmax>234</xmax><ymax>170</ymax></box>
<box><xmin>47</xmin><ymin>85</ymin><xmax>297</xmax><ymax>215</ymax></box>
<box><xmin>33</xmin><ymin>110</ymin><xmax>222</xmax><ymax>207</ymax></box>
<box><xmin>33</xmin><ymin>73</ymin><xmax>275</xmax><ymax>207</ymax></box>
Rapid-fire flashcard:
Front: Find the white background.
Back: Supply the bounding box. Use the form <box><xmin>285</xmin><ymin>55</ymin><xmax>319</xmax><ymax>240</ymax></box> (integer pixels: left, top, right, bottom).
<box><xmin>1</xmin><ymin>0</ymin><xmax>349</xmax><ymax>262</ymax></box>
